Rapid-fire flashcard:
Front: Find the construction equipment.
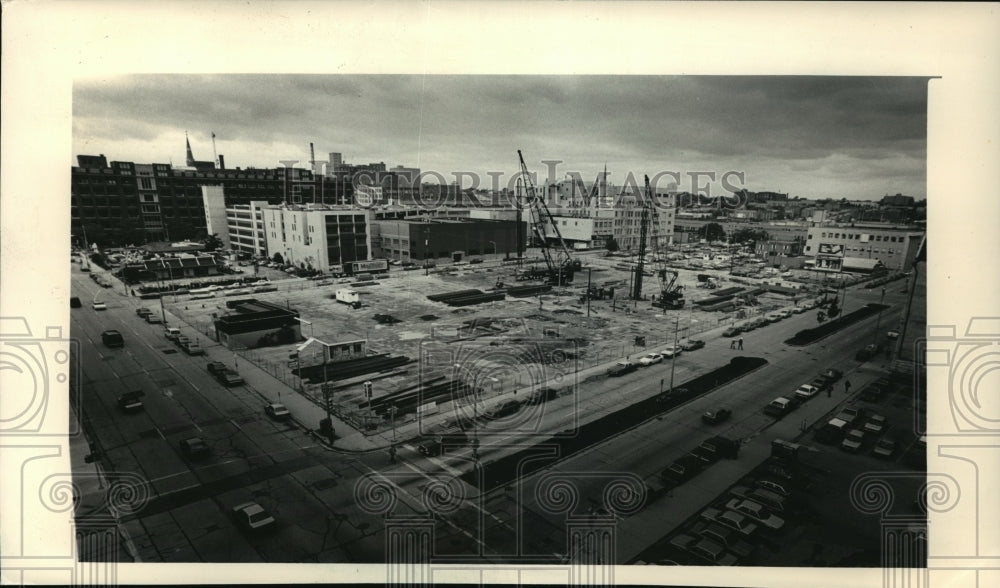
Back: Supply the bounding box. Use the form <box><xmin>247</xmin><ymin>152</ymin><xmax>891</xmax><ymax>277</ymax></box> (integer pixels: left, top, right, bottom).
<box><xmin>631</xmin><ymin>175</ymin><xmax>652</xmax><ymax>300</ymax></box>
<box><xmin>653</xmin><ymin>266</ymin><xmax>685</xmax><ymax>309</ymax></box>
<box><xmin>516</xmin><ymin>150</ymin><xmax>582</xmax><ymax>285</ymax></box>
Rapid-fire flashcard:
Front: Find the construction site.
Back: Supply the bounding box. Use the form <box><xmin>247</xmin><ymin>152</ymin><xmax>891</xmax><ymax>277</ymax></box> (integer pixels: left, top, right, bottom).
<box><xmin>165</xmin><ymin>155</ymin><xmax>841</xmax><ymax>443</ymax></box>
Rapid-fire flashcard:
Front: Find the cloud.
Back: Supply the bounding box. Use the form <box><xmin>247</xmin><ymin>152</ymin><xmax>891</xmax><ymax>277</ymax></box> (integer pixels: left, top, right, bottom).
<box><xmin>72</xmin><ymin>75</ymin><xmax>928</xmax><ymax>199</ymax></box>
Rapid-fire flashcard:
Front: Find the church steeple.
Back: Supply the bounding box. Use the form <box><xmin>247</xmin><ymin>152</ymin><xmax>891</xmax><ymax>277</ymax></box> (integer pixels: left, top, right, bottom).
<box><xmin>185</xmin><ymin>131</ymin><xmax>196</xmax><ymax>167</ymax></box>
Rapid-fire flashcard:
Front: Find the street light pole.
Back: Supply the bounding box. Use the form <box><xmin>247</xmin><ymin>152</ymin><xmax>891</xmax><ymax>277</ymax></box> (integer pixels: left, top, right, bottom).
<box><xmin>587</xmin><ymin>267</ymin><xmax>592</xmax><ymax>318</ymax></box>
<box><xmin>668</xmin><ymin>317</ymin><xmax>680</xmax><ymax>394</ymax></box>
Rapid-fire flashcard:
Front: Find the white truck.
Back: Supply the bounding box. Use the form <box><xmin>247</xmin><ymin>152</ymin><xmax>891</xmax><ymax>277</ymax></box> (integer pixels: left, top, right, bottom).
<box><xmin>335</xmin><ymin>288</ymin><xmax>360</xmax><ymax>307</ymax></box>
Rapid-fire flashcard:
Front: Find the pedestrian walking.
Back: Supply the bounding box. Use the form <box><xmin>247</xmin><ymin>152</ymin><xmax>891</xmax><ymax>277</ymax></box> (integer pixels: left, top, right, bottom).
<box><xmin>730</xmin><ymin>340</ymin><xmax>736</xmax><ymax>350</ymax></box>
<box><xmin>845</xmin><ymin>379</ymin><xmax>852</xmax><ymax>394</ymax></box>
<box><xmin>738</xmin><ymin>337</ymin><xmax>744</xmax><ymax>350</ymax></box>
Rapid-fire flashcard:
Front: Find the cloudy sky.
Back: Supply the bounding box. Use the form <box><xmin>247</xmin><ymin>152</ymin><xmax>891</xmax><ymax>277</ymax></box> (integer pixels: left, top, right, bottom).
<box><xmin>73</xmin><ymin>75</ymin><xmax>927</xmax><ymax>200</ymax></box>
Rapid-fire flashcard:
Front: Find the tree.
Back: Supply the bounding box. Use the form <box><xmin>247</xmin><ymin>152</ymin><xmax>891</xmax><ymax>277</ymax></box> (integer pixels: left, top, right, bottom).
<box><xmin>730</xmin><ymin>228</ymin><xmax>769</xmax><ymax>246</ymax></box>
<box><xmin>699</xmin><ymin>222</ymin><xmax>726</xmax><ymax>242</ymax></box>
<box><xmin>272</xmin><ymin>252</ymin><xmax>284</xmax><ymax>264</ymax></box>
<box><xmin>204</xmin><ymin>233</ymin><xmax>223</xmax><ymax>252</ymax></box>
<box><xmin>605</xmin><ymin>236</ymin><xmax>620</xmax><ymax>253</ymax></box>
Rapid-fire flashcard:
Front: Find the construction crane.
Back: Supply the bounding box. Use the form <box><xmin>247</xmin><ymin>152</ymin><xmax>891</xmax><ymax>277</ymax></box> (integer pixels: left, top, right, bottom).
<box><xmin>516</xmin><ymin>150</ymin><xmax>582</xmax><ymax>285</ymax></box>
<box><xmin>653</xmin><ymin>266</ymin><xmax>685</xmax><ymax>309</ymax></box>
<box><xmin>631</xmin><ymin>175</ymin><xmax>652</xmax><ymax>300</ymax></box>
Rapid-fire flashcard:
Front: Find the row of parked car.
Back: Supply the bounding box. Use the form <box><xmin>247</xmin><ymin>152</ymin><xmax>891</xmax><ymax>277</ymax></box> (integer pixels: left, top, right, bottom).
<box><xmin>659</xmin><ymin>442</ymin><xmax>811</xmax><ymax>566</ymax></box>
<box><xmin>763</xmin><ymin>367</ymin><xmax>843</xmax><ymax>418</ymax></box>
<box><xmin>163</xmin><ymin>325</ymin><xmax>204</xmax><ymax>355</ymax></box>
<box><xmin>609</xmin><ymin>339</ymin><xmax>706</xmax><ymax>376</ymax></box>
<box><xmin>656</xmin><ymin>436</ymin><xmax>741</xmax><ymax>491</ymax></box>
<box><xmin>721</xmin><ymin>302</ymin><xmax>818</xmax><ymax>338</ymax></box>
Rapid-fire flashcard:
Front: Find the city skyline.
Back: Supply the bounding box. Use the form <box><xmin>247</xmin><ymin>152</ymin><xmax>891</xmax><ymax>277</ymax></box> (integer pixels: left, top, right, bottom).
<box><xmin>74</xmin><ymin>75</ymin><xmax>927</xmax><ymax>200</ymax></box>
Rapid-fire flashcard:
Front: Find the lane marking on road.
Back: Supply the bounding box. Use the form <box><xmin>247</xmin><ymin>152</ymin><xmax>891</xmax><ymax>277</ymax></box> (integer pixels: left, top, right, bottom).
<box><xmin>229</xmin><ymin>419</ymin><xmax>242</xmax><ymax>431</ymax></box>
<box><xmin>398</xmin><ymin>461</ymin><xmax>510</xmax><ymax>528</ymax></box>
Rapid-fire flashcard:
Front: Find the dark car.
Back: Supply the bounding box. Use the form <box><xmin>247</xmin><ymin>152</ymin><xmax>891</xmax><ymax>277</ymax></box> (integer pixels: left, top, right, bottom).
<box><xmin>820</xmin><ymin>368</ymin><xmax>843</xmax><ymax>382</ymax></box>
<box><xmin>702</xmin><ymin>408</ymin><xmax>732</xmax><ymax>425</ymax></box>
<box><xmin>661</xmin><ymin>454</ymin><xmax>704</xmax><ymax>486</ymax></box>
<box><xmin>469</xmin><ymin>258</ymin><xmax>484</xmax><ymax>264</ymax></box>
<box><xmin>722</xmin><ymin>327</ymin><xmax>741</xmax><ymax>337</ymax></box>
<box><xmin>527</xmin><ymin>387</ymin><xmax>560</xmax><ymax>405</ymax></box>
<box><xmin>682</xmin><ymin>339</ymin><xmax>706</xmax><ymax>351</ymax></box>
<box><xmin>692</xmin><ymin>436</ymin><xmax>741</xmax><ymax>462</ymax></box>
<box><xmin>855</xmin><ymin>344</ymin><xmax>881</xmax><ymax>361</ymax></box>
<box><xmin>179</xmin><ymin>437</ymin><xmax>211</xmax><ymax>459</ymax></box>
<box><xmin>487</xmin><ymin>400</ymin><xmax>521</xmax><ymax>420</ymax></box>
<box><xmin>216</xmin><ymin>369</ymin><xmax>245</xmax><ymax>387</ymax></box>
<box><xmin>607</xmin><ymin>360</ymin><xmax>637</xmax><ymax>377</ymax></box>
<box><xmin>70</xmin><ymin>296</ymin><xmax>82</xmax><ymax>308</ymax></box>
<box><xmin>207</xmin><ymin>361</ymin><xmax>228</xmax><ymax>374</ymax></box>
<box><xmin>117</xmin><ymin>391</ymin><xmax>144</xmax><ymax>413</ymax></box>
<box><xmin>101</xmin><ymin>330</ymin><xmax>125</xmax><ymax>348</ymax></box>
<box><xmin>136</xmin><ymin>307</ymin><xmax>152</xmax><ymax>318</ymax></box>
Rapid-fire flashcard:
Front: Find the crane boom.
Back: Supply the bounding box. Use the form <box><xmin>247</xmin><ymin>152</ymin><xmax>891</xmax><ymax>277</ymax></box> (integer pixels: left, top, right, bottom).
<box><xmin>516</xmin><ymin>150</ymin><xmax>582</xmax><ymax>284</ymax></box>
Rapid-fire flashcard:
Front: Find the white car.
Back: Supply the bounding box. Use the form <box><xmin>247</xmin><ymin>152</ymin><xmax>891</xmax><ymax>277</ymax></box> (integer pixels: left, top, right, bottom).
<box><xmin>794</xmin><ymin>384</ymin><xmax>820</xmax><ymax>400</ymax></box>
<box><xmin>725</xmin><ymin>498</ymin><xmax>786</xmax><ymax>531</ymax></box>
<box><xmin>661</xmin><ymin>345</ymin><xmax>683</xmax><ymax>358</ymax></box>
<box><xmin>638</xmin><ymin>352</ymin><xmax>663</xmax><ymax>366</ymax></box>
<box><xmin>231</xmin><ymin>502</ymin><xmax>275</xmax><ymax>530</ymax></box>
<box><xmin>92</xmin><ymin>301</ymin><xmax>107</xmax><ymax>311</ymax></box>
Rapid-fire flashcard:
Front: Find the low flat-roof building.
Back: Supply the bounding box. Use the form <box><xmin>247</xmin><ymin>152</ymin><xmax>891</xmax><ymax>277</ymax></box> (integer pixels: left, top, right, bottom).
<box><xmin>214</xmin><ymin>299</ymin><xmax>302</xmax><ymax>350</ymax></box>
<box><xmin>121</xmin><ymin>254</ymin><xmax>221</xmax><ymax>282</ymax></box>
<box><xmin>372</xmin><ymin>217</ymin><xmax>522</xmax><ymax>261</ymax></box>
<box><xmin>804</xmin><ymin>224</ymin><xmax>924</xmax><ymax>271</ymax></box>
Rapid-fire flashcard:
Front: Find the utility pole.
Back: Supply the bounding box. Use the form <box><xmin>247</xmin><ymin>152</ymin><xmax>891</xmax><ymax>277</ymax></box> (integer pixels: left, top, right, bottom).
<box><xmin>587</xmin><ymin>267</ymin><xmax>592</xmax><ymax>318</ymax></box>
<box><xmin>668</xmin><ymin>317</ymin><xmax>680</xmax><ymax>394</ymax></box>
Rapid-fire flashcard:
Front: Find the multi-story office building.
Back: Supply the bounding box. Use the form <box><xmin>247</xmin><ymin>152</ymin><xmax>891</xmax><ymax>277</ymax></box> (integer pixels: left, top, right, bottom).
<box><xmin>226</xmin><ymin>200</ymin><xmax>270</xmax><ymax>258</ymax></box>
<box><xmin>261</xmin><ymin>205</ymin><xmax>372</xmax><ymax>271</ymax></box>
<box><xmin>72</xmin><ymin>151</ymin><xmax>315</xmax><ymax>244</ymax></box>
<box><xmin>804</xmin><ymin>224</ymin><xmax>924</xmax><ymax>271</ymax></box>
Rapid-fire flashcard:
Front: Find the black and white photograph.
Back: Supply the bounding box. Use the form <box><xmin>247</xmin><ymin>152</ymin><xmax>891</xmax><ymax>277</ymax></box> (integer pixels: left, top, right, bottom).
<box><xmin>2</xmin><ymin>3</ymin><xmax>998</xmax><ymax>588</ymax></box>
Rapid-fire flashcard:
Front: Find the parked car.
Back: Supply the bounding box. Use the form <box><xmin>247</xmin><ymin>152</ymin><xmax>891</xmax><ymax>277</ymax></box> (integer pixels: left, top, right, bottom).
<box><xmin>682</xmin><ymin>339</ymin><xmax>705</xmax><ymax>351</ymax></box>
<box><xmin>835</xmin><ymin>406</ymin><xmax>865</xmax><ymax>425</ymax></box>
<box><xmin>487</xmin><ymin>400</ymin><xmax>521</xmax><ymax>419</ymax></box>
<box><xmin>701</xmin><ymin>408</ymin><xmax>732</xmax><ymax>425</ymax></box>
<box><xmin>164</xmin><ymin>327</ymin><xmax>182</xmax><ymax>341</ymax></box>
<box><xmin>179</xmin><ymin>437</ymin><xmax>211</xmax><ymax>459</ymax></box>
<box><xmin>699</xmin><ymin>507</ymin><xmax>759</xmax><ymax>538</ymax></box>
<box><xmin>764</xmin><ymin>397</ymin><xmax>795</xmax><ymax>418</ymax></box>
<box><xmin>820</xmin><ymin>368</ymin><xmax>844</xmax><ymax>382</ymax></box>
<box><xmin>690</xmin><ymin>521</ymin><xmax>755</xmax><ymax>559</ymax></box>
<box><xmin>841</xmin><ymin>429</ymin><xmax>866</xmax><ymax>452</ymax></box>
<box><xmin>669</xmin><ymin>533</ymin><xmax>739</xmax><ymax>566</ymax></box>
<box><xmin>722</xmin><ymin>327</ymin><xmax>741</xmax><ymax>337</ymax></box>
<box><xmin>101</xmin><ymin>330</ymin><xmax>124</xmax><ymax>348</ymax></box>
<box><xmin>794</xmin><ymin>384</ymin><xmax>820</xmax><ymax>400</ymax></box>
<box><xmin>136</xmin><ymin>307</ymin><xmax>152</xmax><ymax>318</ymax></box>
<box><xmin>70</xmin><ymin>296</ymin><xmax>82</xmax><ymax>308</ymax></box>
<box><xmin>216</xmin><ymin>369</ymin><xmax>245</xmax><ymax>387</ymax></box>
<box><xmin>206</xmin><ymin>361</ymin><xmax>228</xmax><ymax>375</ymax></box>
<box><xmin>873</xmin><ymin>435</ymin><xmax>899</xmax><ymax>458</ymax></box>
<box><xmin>855</xmin><ymin>343</ymin><xmax>881</xmax><ymax>361</ymax></box>
<box><xmin>730</xmin><ymin>485</ymin><xmax>788</xmax><ymax>514</ymax></box>
<box><xmin>661</xmin><ymin>455</ymin><xmax>704</xmax><ymax>486</ymax></box>
<box><xmin>638</xmin><ymin>352</ymin><xmax>663</xmax><ymax>366</ymax></box>
<box><xmin>179</xmin><ymin>339</ymin><xmax>204</xmax><ymax>356</ymax></box>
<box><xmin>231</xmin><ymin>502</ymin><xmax>275</xmax><ymax>531</ymax></box>
<box><xmin>116</xmin><ymin>391</ymin><xmax>144</xmax><ymax>412</ymax></box>
<box><xmin>145</xmin><ymin>313</ymin><xmax>163</xmax><ymax>324</ymax></box>
<box><xmin>92</xmin><ymin>301</ymin><xmax>107</xmax><ymax>311</ymax></box>
<box><xmin>264</xmin><ymin>403</ymin><xmax>291</xmax><ymax>420</ymax></box>
<box><xmin>691</xmin><ymin>436</ymin><xmax>741</xmax><ymax>462</ymax></box>
<box><xmin>607</xmin><ymin>360</ymin><xmax>637</xmax><ymax>377</ymax></box>
<box><xmin>725</xmin><ymin>498</ymin><xmax>785</xmax><ymax>531</ymax></box>
<box><xmin>887</xmin><ymin>328</ymin><xmax>901</xmax><ymax>339</ymax></box>
<box><xmin>661</xmin><ymin>345</ymin><xmax>683</xmax><ymax>358</ymax></box>
<box><xmin>756</xmin><ymin>479</ymin><xmax>794</xmax><ymax>497</ymax></box>
<box><xmin>864</xmin><ymin>414</ymin><xmax>888</xmax><ymax>436</ymax></box>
